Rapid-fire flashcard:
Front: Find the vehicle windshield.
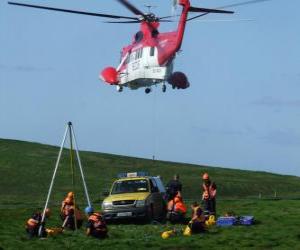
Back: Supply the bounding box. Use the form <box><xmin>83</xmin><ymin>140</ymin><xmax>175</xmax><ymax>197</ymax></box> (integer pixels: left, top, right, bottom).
<box><xmin>111</xmin><ymin>179</ymin><xmax>149</xmax><ymax>194</ymax></box>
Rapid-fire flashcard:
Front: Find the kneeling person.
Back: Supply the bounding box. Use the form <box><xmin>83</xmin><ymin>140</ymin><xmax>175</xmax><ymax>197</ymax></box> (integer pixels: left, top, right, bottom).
<box><xmin>166</xmin><ymin>195</ymin><xmax>187</xmax><ymax>223</ymax></box>
<box><xmin>85</xmin><ymin>207</ymin><xmax>108</xmax><ymax>239</ymax></box>
<box><xmin>25</xmin><ymin>208</ymin><xmax>50</xmax><ymax>238</ymax></box>
<box><xmin>189</xmin><ymin>202</ymin><xmax>206</xmax><ymax>234</ymax></box>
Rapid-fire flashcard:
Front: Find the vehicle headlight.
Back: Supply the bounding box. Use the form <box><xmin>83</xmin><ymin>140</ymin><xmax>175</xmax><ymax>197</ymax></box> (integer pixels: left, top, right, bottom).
<box><xmin>136</xmin><ymin>200</ymin><xmax>146</xmax><ymax>207</ymax></box>
<box><xmin>102</xmin><ymin>201</ymin><xmax>113</xmax><ymax>209</ymax></box>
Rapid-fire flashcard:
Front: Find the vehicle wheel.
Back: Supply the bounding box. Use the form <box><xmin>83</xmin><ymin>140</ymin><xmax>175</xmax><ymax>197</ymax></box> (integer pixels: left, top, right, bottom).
<box><xmin>145</xmin><ymin>88</ymin><xmax>151</xmax><ymax>94</ymax></box>
<box><xmin>116</xmin><ymin>85</ymin><xmax>123</xmax><ymax>92</ymax></box>
<box><xmin>162</xmin><ymin>84</ymin><xmax>166</xmax><ymax>93</ymax></box>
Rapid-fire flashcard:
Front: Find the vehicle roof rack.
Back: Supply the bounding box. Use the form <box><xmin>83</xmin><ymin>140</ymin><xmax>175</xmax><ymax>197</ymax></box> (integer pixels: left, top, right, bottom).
<box><xmin>117</xmin><ymin>171</ymin><xmax>149</xmax><ymax>178</ymax></box>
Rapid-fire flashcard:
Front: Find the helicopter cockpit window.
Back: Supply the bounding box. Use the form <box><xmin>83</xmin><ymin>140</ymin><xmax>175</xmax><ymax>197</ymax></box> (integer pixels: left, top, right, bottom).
<box><xmin>150</xmin><ymin>47</ymin><xmax>155</xmax><ymax>57</ymax></box>
<box><xmin>125</xmin><ymin>53</ymin><xmax>130</xmax><ymax>64</ymax></box>
<box><xmin>134</xmin><ymin>31</ymin><xmax>144</xmax><ymax>43</ymax></box>
<box><xmin>135</xmin><ymin>48</ymin><xmax>143</xmax><ymax>60</ymax></box>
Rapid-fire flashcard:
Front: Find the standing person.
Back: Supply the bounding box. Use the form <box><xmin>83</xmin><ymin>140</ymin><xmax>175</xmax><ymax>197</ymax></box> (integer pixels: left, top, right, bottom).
<box><xmin>166</xmin><ymin>174</ymin><xmax>182</xmax><ymax>201</ymax></box>
<box><xmin>60</xmin><ymin>192</ymin><xmax>83</xmax><ymax>230</ymax></box>
<box><xmin>202</xmin><ymin>173</ymin><xmax>217</xmax><ymax>215</ymax></box>
<box><xmin>25</xmin><ymin>208</ymin><xmax>51</xmax><ymax>238</ymax></box>
<box><xmin>85</xmin><ymin>207</ymin><xmax>108</xmax><ymax>239</ymax></box>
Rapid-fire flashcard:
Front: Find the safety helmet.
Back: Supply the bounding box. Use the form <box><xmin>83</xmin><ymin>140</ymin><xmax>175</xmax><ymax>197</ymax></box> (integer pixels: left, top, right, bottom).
<box><xmin>64</xmin><ymin>197</ymin><xmax>73</xmax><ymax>204</ymax></box>
<box><xmin>67</xmin><ymin>191</ymin><xmax>74</xmax><ymax>198</ymax></box>
<box><xmin>174</xmin><ymin>197</ymin><xmax>180</xmax><ymax>203</ymax></box>
<box><xmin>84</xmin><ymin>206</ymin><xmax>94</xmax><ymax>215</ymax></box>
<box><xmin>202</xmin><ymin>173</ymin><xmax>209</xmax><ymax>180</ymax></box>
<box><xmin>161</xmin><ymin>230</ymin><xmax>174</xmax><ymax>239</ymax></box>
<box><xmin>161</xmin><ymin>231</ymin><xmax>170</xmax><ymax>239</ymax></box>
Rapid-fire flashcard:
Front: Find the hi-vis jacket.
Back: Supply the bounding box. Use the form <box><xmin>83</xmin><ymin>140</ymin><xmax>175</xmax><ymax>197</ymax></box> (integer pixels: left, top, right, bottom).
<box><xmin>202</xmin><ymin>181</ymin><xmax>217</xmax><ymax>200</ymax></box>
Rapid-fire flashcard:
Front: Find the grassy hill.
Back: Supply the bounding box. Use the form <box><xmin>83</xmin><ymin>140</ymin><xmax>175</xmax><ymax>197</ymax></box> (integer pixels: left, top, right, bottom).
<box><xmin>1</xmin><ymin>138</ymin><xmax>300</xmax><ymax>249</ymax></box>
<box><xmin>1</xmin><ymin>138</ymin><xmax>300</xmax><ymax>208</ymax></box>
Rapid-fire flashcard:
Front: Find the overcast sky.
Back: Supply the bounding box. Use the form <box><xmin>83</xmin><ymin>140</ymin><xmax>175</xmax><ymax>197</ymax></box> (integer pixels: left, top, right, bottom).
<box><xmin>1</xmin><ymin>0</ymin><xmax>299</xmax><ymax>176</ymax></box>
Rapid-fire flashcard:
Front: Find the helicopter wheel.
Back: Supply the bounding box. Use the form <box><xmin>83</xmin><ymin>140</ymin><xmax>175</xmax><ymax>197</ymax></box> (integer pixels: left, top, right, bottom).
<box><xmin>116</xmin><ymin>85</ymin><xmax>123</xmax><ymax>92</ymax></box>
<box><xmin>162</xmin><ymin>84</ymin><xmax>166</xmax><ymax>93</ymax></box>
<box><xmin>145</xmin><ymin>88</ymin><xmax>152</xmax><ymax>94</ymax></box>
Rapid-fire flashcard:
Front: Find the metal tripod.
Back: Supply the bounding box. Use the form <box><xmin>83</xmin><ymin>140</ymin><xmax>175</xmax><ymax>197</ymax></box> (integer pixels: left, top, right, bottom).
<box><xmin>38</xmin><ymin>122</ymin><xmax>91</xmax><ymax>236</ymax></box>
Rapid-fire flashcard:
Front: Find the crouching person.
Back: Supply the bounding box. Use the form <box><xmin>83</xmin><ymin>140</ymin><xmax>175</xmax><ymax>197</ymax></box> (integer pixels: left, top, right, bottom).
<box><xmin>166</xmin><ymin>195</ymin><xmax>187</xmax><ymax>224</ymax></box>
<box><xmin>190</xmin><ymin>202</ymin><xmax>206</xmax><ymax>234</ymax></box>
<box><xmin>25</xmin><ymin>208</ymin><xmax>51</xmax><ymax>238</ymax></box>
<box><xmin>85</xmin><ymin>207</ymin><xmax>108</xmax><ymax>239</ymax></box>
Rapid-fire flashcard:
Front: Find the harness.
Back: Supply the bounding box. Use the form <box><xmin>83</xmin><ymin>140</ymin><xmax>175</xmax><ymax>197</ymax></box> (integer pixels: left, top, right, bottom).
<box><xmin>89</xmin><ymin>213</ymin><xmax>106</xmax><ymax>232</ymax></box>
<box><xmin>26</xmin><ymin>213</ymin><xmax>41</xmax><ymax>229</ymax></box>
<box><xmin>62</xmin><ymin>202</ymin><xmax>74</xmax><ymax>216</ymax></box>
<box><xmin>202</xmin><ymin>182</ymin><xmax>216</xmax><ymax>199</ymax></box>
<box><xmin>26</xmin><ymin>218</ymin><xmax>39</xmax><ymax>228</ymax></box>
<box><xmin>192</xmin><ymin>206</ymin><xmax>205</xmax><ymax>223</ymax></box>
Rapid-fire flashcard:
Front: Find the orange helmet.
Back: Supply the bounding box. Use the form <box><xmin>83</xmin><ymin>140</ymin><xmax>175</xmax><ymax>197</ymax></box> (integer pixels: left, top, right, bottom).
<box><xmin>67</xmin><ymin>191</ymin><xmax>74</xmax><ymax>198</ymax></box>
<box><xmin>64</xmin><ymin>197</ymin><xmax>73</xmax><ymax>204</ymax></box>
<box><xmin>174</xmin><ymin>197</ymin><xmax>180</xmax><ymax>203</ymax></box>
<box><xmin>202</xmin><ymin>173</ymin><xmax>209</xmax><ymax>180</ymax></box>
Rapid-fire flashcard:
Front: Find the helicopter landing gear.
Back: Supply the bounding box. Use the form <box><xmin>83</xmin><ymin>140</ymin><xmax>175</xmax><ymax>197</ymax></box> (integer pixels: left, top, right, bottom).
<box><xmin>145</xmin><ymin>88</ymin><xmax>152</xmax><ymax>94</ymax></box>
<box><xmin>162</xmin><ymin>84</ymin><xmax>167</xmax><ymax>93</ymax></box>
<box><xmin>116</xmin><ymin>85</ymin><xmax>123</xmax><ymax>92</ymax></box>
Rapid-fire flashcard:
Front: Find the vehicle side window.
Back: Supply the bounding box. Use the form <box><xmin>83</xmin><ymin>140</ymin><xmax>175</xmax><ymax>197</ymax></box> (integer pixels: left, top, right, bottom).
<box><xmin>150</xmin><ymin>179</ymin><xmax>158</xmax><ymax>193</ymax></box>
<box><xmin>150</xmin><ymin>47</ymin><xmax>155</xmax><ymax>57</ymax></box>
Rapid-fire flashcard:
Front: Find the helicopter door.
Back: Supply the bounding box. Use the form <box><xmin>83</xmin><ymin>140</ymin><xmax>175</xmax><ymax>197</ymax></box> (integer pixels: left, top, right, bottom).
<box><xmin>127</xmin><ymin>49</ymin><xmax>144</xmax><ymax>82</ymax></box>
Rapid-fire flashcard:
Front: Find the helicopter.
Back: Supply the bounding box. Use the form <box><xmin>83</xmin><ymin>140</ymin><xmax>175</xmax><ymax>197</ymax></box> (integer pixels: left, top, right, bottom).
<box><xmin>8</xmin><ymin>0</ymin><xmax>269</xmax><ymax>94</ymax></box>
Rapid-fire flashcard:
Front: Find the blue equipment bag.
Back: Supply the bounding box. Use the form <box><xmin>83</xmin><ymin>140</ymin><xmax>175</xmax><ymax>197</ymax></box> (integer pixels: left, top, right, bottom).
<box><xmin>216</xmin><ymin>216</ymin><xmax>237</xmax><ymax>227</ymax></box>
<box><xmin>239</xmin><ymin>216</ymin><xmax>254</xmax><ymax>225</ymax></box>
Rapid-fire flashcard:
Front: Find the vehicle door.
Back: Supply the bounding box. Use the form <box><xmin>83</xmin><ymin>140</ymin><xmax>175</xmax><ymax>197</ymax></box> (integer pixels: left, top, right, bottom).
<box><xmin>149</xmin><ymin>178</ymin><xmax>165</xmax><ymax>218</ymax></box>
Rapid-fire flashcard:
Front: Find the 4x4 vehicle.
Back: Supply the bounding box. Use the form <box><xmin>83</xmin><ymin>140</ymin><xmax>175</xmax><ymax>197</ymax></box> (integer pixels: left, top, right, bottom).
<box><xmin>101</xmin><ymin>172</ymin><xmax>166</xmax><ymax>221</ymax></box>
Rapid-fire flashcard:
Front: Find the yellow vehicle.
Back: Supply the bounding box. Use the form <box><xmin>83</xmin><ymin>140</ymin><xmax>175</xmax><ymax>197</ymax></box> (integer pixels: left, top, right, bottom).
<box><xmin>101</xmin><ymin>172</ymin><xmax>166</xmax><ymax>222</ymax></box>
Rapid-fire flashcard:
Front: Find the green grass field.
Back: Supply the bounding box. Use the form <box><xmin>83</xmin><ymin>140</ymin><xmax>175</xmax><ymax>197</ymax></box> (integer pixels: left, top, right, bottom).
<box><xmin>1</xmin><ymin>139</ymin><xmax>300</xmax><ymax>249</ymax></box>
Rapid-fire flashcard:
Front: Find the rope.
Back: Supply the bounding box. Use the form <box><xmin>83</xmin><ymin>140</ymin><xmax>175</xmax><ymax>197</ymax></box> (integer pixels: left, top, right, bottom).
<box><xmin>68</xmin><ymin>123</ymin><xmax>77</xmax><ymax>230</ymax></box>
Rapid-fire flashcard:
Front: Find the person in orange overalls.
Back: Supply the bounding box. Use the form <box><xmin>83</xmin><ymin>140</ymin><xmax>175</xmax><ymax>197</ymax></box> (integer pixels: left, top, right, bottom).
<box><xmin>60</xmin><ymin>192</ymin><xmax>83</xmax><ymax>230</ymax></box>
<box><xmin>25</xmin><ymin>208</ymin><xmax>51</xmax><ymax>238</ymax></box>
<box><xmin>85</xmin><ymin>207</ymin><xmax>108</xmax><ymax>239</ymax></box>
<box><xmin>202</xmin><ymin>173</ymin><xmax>217</xmax><ymax>215</ymax></box>
<box><xmin>166</xmin><ymin>194</ymin><xmax>187</xmax><ymax>223</ymax></box>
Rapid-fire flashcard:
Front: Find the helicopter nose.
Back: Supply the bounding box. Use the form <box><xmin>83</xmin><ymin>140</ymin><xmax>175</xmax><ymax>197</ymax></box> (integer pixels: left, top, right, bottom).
<box><xmin>100</xmin><ymin>67</ymin><xmax>119</xmax><ymax>85</ymax></box>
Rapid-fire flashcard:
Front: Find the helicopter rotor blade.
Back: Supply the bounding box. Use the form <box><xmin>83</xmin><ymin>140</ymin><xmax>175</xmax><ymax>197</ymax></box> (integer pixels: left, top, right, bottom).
<box><xmin>104</xmin><ymin>20</ymin><xmax>175</xmax><ymax>24</ymax></box>
<box><xmin>8</xmin><ymin>1</ymin><xmax>139</xmax><ymax>20</ymax></box>
<box><xmin>159</xmin><ymin>15</ymin><xmax>177</xmax><ymax>20</ymax></box>
<box><xmin>188</xmin><ymin>0</ymin><xmax>273</xmax><ymax>21</ymax></box>
<box><xmin>104</xmin><ymin>20</ymin><xmax>140</xmax><ymax>24</ymax></box>
<box><xmin>219</xmin><ymin>0</ymin><xmax>273</xmax><ymax>9</ymax></box>
<box><xmin>189</xmin><ymin>7</ymin><xmax>234</xmax><ymax>14</ymax></box>
<box><xmin>116</xmin><ymin>0</ymin><xmax>147</xmax><ymax>19</ymax></box>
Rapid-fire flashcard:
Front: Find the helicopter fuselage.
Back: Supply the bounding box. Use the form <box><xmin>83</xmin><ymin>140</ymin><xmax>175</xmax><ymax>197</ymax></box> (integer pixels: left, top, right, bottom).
<box><xmin>101</xmin><ymin>0</ymin><xmax>191</xmax><ymax>93</ymax></box>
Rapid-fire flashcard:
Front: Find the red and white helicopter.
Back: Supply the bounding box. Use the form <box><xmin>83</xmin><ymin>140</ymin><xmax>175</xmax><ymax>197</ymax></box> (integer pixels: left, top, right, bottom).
<box><xmin>8</xmin><ymin>0</ymin><xmax>268</xmax><ymax>94</ymax></box>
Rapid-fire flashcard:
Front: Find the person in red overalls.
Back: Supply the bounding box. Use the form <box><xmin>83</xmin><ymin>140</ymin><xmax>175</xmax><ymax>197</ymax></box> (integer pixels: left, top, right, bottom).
<box><xmin>202</xmin><ymin>173</ymin><xmax>217</xmax><ymax>215</ymax></box>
